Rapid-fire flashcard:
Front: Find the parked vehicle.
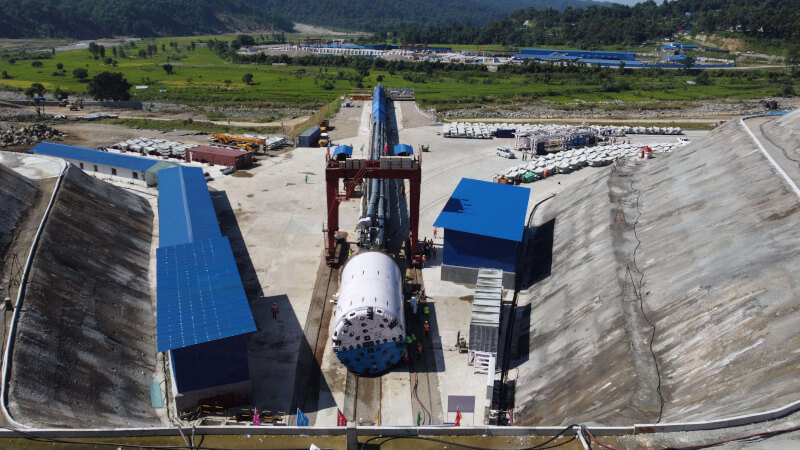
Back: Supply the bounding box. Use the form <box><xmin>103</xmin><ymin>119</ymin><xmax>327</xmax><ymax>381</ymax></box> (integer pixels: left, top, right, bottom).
<box><xmin>496</xmin><ymin>146</ymin><xmax>515</xmax><ymax>158</ymax></box>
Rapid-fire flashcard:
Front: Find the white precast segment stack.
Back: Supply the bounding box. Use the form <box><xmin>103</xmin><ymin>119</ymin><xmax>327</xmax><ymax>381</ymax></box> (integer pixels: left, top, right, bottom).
<box><xmin>497</xmin><ymin>141</ymin><xmax>683</xmax><ymax>183</ymax></box>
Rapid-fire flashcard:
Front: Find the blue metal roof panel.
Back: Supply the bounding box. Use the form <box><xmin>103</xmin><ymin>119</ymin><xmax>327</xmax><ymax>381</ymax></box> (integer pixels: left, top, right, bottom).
<box><xmin>156</xmin><ymin>237</ymin><xmax>256</xmax><ymax>352</ymax></box>
<box><xmin>333</xmin><ymin>145</ymin><xmax>353</xmax><ymax>157</ymax></box>
<box><xmin>30</xmin><ymin>142</ymin><xmax>159</xmax><ymax>172</ymax></box>
<box><xmin>434</xmin><ymin>178</ymin><xmax>530</xmax><ymax>242</ymax></box>
<box><xmin>158</xmin><ymin>166</ymin><xmax>221</xmax><ymax>247</ymax></box>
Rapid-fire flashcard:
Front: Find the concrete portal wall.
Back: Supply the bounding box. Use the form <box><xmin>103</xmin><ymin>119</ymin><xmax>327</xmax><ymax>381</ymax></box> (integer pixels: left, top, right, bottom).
<box><xmin>71</xmin><ymin>159</ymin><xmax>147</xmax><ymax>186</ymax></box>
<box><xmin>441</xmin><ymin>264</ymin><xmax>515</xmax><ymax>289</ymax></box>
<box><xmin>0</xmin><ymin>164</ymin><xmax>39</xmax><ymax>257</ymax></box>
<box><xmin>514</xmin><ymin>112</ymin><xmax>800</xmax><ymax>426</ymax></box>
<box><xmin>8</xmin><ymin>167</ymin><xmax>159</xmax><ymax>428</ymax></box>
<box><xmin>442</xmin><ymin>230</ymin><xmax>518</xmax><ymax>273</ymax></box>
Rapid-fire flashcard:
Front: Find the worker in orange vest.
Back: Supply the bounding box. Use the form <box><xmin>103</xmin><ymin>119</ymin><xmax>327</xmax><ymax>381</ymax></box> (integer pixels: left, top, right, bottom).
<box><xmin>424</xmin><ymin>321</ymin><xmax>430</xmax><ymax>338</ymax></box>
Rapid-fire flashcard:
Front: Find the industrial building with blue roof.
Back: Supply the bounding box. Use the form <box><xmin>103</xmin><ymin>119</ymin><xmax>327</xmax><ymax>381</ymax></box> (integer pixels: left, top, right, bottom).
<box><xmin>156</xmin><ymin>166</ymin><xmax>256</xmax><ymax>399</ymax></box>
<box><xmin>434</xmin><ymin>178</ymin><xmax>530</xmax><ymax>288</ymax></box>
<box><xmin>30</xmin><ymin>142</ymin><xmax>177</xmax><ymax>186</ymax></box>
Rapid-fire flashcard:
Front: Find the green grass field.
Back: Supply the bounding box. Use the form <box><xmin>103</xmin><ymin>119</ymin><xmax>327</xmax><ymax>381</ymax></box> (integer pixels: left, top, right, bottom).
<box><xmin>0</xmin><ymin>36</ymin><xmax>795</xmax><ymax>115</ymax></box>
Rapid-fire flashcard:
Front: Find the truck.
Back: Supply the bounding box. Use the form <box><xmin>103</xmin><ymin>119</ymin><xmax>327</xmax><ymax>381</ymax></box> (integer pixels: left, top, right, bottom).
<box><xmin>318</xmin><ymin>132</ymin><xmax>331</xmax><ymax>148</ymax></box>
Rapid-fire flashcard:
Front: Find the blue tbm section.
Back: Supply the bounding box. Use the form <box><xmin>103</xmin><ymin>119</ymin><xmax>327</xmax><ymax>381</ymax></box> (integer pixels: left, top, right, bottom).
<box><xmin>334</xmin><ymin>340</ymin><xmax>407</xmax><ymax>375</ymax></box>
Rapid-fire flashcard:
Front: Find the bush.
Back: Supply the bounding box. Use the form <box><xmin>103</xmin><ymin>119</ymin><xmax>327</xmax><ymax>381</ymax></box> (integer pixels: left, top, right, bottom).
<box><xmin>31</xmin><ymin>61</ymin><xmax>43</xmax><ymax>67</ymax></box>
<box><xmin>73</xmin><ymin>67</ymin><xmax>88</xmax><ymax>79</ymax></box>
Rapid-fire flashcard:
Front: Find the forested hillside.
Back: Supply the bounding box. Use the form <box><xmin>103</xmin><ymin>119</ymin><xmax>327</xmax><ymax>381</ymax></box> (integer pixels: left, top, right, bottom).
<box><xmin>386</xmin><ymin>0</ymin><xmax>800</xmax><ymax>48</ymax></box>
<box><xmin>247</xmin><ymin>0</ymin><xmax>607</xmax><ymax>32</ymax></box>
<box><xmin>0</xmin><ymin>0</ymin><xmax>293</xmax><ymax>38</ymax></box>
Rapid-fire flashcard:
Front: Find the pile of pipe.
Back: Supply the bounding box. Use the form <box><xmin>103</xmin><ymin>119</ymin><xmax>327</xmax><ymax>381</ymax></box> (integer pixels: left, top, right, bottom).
<box><xmin>112</xmin><ymin>138</ymin><xmax>195</xmax><ymax>158</ymax></box>
<box><xmin>499</xmin><ymin>142</ymin><xmax>684</xmax><ymax>183</ymax></box>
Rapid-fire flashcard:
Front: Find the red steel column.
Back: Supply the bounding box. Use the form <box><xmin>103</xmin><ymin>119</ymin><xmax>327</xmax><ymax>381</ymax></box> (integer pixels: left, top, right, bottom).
<box><xmin>408</xmin><ymin>177</ymin><xmax>421</xmax><ymax>266</ymax></box>
<box><xmin>326</xmin><ymin>178</ymin><xmax>339</xmax><ymax>265</ymax></box>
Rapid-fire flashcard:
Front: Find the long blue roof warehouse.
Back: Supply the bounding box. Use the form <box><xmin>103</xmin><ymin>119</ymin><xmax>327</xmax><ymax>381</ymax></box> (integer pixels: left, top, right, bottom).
<box><xmin>30</xmin><ymin>142</ymin><xmax>177</xmax><ymax>186</ymax></box>
<box><xmin>434</xmin><ymin>178</ymin><xmax>530</xmax><ymax>288</ymax></box>
<box><xmin>156</xmin><ymin>166</ymin><xmax>256</xmax><ymax>403</ymax></box>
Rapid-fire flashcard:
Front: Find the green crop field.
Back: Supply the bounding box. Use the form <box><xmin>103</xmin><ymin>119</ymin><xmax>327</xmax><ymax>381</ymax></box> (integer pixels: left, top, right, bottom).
<box><xmin>0</xmin><ymin>36</ymin><xmax>795</xmax><ymax>116</ymax></box>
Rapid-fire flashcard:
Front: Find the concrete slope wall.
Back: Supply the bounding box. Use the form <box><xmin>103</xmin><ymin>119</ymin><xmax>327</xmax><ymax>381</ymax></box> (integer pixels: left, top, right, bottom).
<box><xmin>516</xmin><ymin>113</ymin><xmax>800</xmax><ymax>426</ymax></box>
<box><xmin>8</xmin><ymin>167</ymin><xmax>159</xmax><ymax>428</ymax></box>
<box><xmin>760</xmin><ymin>112</ymin><xmax>800</xmax><ymax>155</ymax></box>
<box><xmin>0</xmin><ymin>165</ymin><xmax>39</xmax><ymax>259</ymax></box>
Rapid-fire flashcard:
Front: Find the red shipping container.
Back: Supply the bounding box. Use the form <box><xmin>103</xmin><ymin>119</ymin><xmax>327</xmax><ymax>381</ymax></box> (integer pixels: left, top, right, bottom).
<box><xmin>187</xmin><ymin>146</ymin><xmax>253</xmax><ymax>169</ymax></box>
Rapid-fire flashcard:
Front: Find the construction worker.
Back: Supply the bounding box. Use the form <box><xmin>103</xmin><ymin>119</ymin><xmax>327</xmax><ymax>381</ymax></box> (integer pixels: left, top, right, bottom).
<box><xmin>271</xmin><ymin>302</ymin><xmax>279</xmax><ymax>319</ymax></box>
<box><xmin>416</xmin><ymin>342</ymin><xmax>423</xmax><ymax>360</ymax></box>
<box><xmin>433</xmin><ymin>227</ymin><xmax>438</xmax><ymax>238</ymax></box>
<box><xmin>421</xmin><ymin>254</ymin><xmax>426</xmax><ymax>267</ymax></box>
<box><xmin>406</xmin><ymin>335</ymin><xmax>413</xmax><ymax>345</ymax></box>
<box><xmin>432</xmin><ymin>245</ymin><xmax>437</xmax><ymax>259</ymax></box>
<box><xmin>424</xmin><ymin>321</ymin><xmax>430</xmax><ymax>337</ymax></box>
<box><xmin>403</xmin><ymin>350</ymin><xmax>409</xmax><ymax>362</ymax></box>
<box><xmin>305</xmin><ymin>174</ymin><xmax>308</xmax><ymax>184</ymax></box>
<box><xmin>410</xmin><ymin>296</ymin><xmax>418</xmax><ymax>315</ymax></box>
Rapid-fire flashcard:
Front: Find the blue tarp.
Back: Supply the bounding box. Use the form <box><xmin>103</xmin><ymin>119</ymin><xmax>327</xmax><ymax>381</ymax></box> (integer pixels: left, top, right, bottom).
<box><xmin>158</xmin><ymin>166</ymin><xmax>221</xmax><ymax>247</ymax></box>
<box><xmin>333</xmin><ymin>145</ymin><xmax>353</xmax><ymax>158</ymax></box>
<box><xmin>30</xmin><ymin>142</ymin><xmax>159</xmax><ymax>172</ymax></box>
<box><xmin>434</xmin><ymin>178</ymin><xmax>529</xmax><ymax>242</ymax></box>
<box><xmin>394</xmin><ymin>144</ymin><xmax>413</xmax><ymax>156</ymax></box>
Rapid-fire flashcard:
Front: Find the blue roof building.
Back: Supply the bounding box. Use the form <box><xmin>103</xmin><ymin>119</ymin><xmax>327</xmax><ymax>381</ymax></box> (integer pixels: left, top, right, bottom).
<box><xmin>434</xmin><ymin>178</ymin><xmax>530</xmax><ymax>288</ymax></box>
<box><xmin>156</xmin><ymin>166</ymin><xmax>256</xmax><ymax>403</ymax></box>
<box><xmin>30</xmin><ymin>142</ymin><xmax>176</xmax><ymax>186</ymax></box>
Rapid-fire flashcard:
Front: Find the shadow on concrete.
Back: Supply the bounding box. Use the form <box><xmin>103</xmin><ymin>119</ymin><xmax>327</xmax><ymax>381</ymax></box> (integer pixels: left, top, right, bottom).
<box><xmin>212</xmin><ymin>191</ymin><xmax>335</xmax><ymax>414</ymax></box>
<box><xmin>519</xmin><ymin>218</ymin><xmax>555</xmax><ymax>290</ymax></box>
<box><xmin>508</xmin><ymin>303</ymin><xmax>531</xmax><ymax>370</ymax></box>
<box><xmin>391</xmin><ymin>301</ymin><xmax>446</xmax><ymax>374</ymax></box>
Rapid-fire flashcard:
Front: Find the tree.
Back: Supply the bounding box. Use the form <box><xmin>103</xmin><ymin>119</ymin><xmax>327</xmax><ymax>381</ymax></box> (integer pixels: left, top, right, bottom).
<box><xmin>73</xmin><ymin>67</ymin><xmax>89</xmax><ymax>80</ymax></box>
<box><xmin>163</xmin><ymin>63</ymin><xmax>173</xmax><ymax>75</ymax></box>
<box><xmin>787</xmin><ymin>44</ymin><xmax>800</xmax><ymax>72</ymax></box>
<box><xmin>53</xmin><ymin>86</ymin><xmax>69</xmax><ymax>100</ymax></box>
<box><xmin>695</xmin><ymin>70</ymin><xmax>711</xmax><ymax>85</ymax></box>
<box><xmin>1</xmin><ymin>70</ymin><xmax>10</xmax><ymax>79</ymax></box>
<box><xmin>87</xmin><ymin>72</ymin><xmax>132</xmax><ymax>101</ymax></box>
<box><xmin>56</xmin><ymin>62</ymin><xmax>63</xmax><ymax>70</ymax></box>
<box><xmin>103</xmin><ymin>57</ymin><xmax>113</xmax><ymax>65</ymax></box>
<box><xmin>242</xmin><ymin>73</ymin><xmax>253</xmax><ymax>84</ymax></box>
<box><xmin>682</xmin><ymin>53</ymin><xmax>695</xmax><ymax>71</ymax></box>
<box><xmin>24</xmin><ymin>83</ymin><xmax>47</xmax><ymax>118</ymax></box>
